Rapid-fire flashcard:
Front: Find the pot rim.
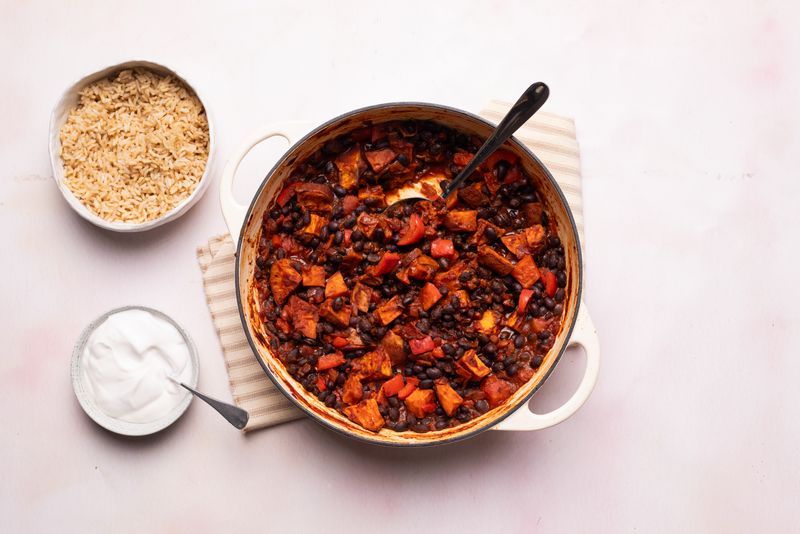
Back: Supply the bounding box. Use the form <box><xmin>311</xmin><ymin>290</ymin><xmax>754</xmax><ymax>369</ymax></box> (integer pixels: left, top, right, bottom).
<box><xmin>234</xmin><ymin>102</ymin><xmax>583</xmax><ymax>447</ymax></box>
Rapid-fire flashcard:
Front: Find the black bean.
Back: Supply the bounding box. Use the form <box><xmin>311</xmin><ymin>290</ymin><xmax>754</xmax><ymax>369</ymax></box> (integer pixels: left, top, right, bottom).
<box><xmin>458</xmin><ymin>270</ymin><xmax>473</xmax><ymax>282</ymax></box>
<box><xmin>484</xmin><ymin>342</ymin><xmax>497</xmax><ymax>355</ymax></box>
<box><xmin>514</xmin><ymin>335</ymin><xmax>525</xmax><ymax>349</ymax></box>
<box><xmin>492</xmin><ymin>362</ymin><xmax>505</xmax><ymax>373</ymax></box>
<box><xmin>506</xmin><ymin>363</ymin><xmax>519</xmax><ymax>376</ymax></box>
<box><xmin>388</xmin><ymin>396</ymin><xmax>400</xmax><ymax>408</ymax></box>
<box><xmin>509</xmin><ymin>197</ymin><xmax>521</xmax><ymax>208</ymax></box>
<box><xmin>318</xmin><ymin>390</ymin><xmax>329</xmax><ymax>401</ymax></box>
<box><xmin>438</xmin><ymin>258</ymin><xmax>450</xmax><ymax>270</ymax></box>
<box><xmin>396</xmin><ymin>153</ymin><xmax>409</xmax><ymax>166</ymax></box>
<box><xmin>333</xmin><ymin>230</ymin><xmax>343</xmax><ymax>245</ymax></box>
<box><xmin>412</xmin><ymin>364</ymin><xmax>424</xmax><ymax>374</ymax></box>
<box><xmin>389</xmin><ymin>407</ymin><xmax>400</xmax><ymax>420</ymax></box>
<box><xmin>442</xmin><ymin>343</ymin><xmax>455</xmax><ymax>355</ymax></box>
<box><xmin>484</xmin><ymin>226</ymin><xmax>498</xmax><ymax>242</ymax></box>
<box><xmin>325</xmin><ymin>395</ymin><xmax>336</xmax><ymax>407</ymax></box>
<box><xmin>355</xmin><ymin>205</ymin><xmax>367</xmax><ymax>215</ymax></box>
<box><xmin>557</xmin><ymin>271</ymin><xmax>567</xmax><ymax>288</ymax></box>
<box><xmin>351</xmin><ymin>229</ymin><xmax>364</xmax><ymax>241</ymax></box>
<box><xmin>553</xmin><ymin>304</ymin><xmax>564</xmax><ymax>315</ymax></box>
<box><xmin>555</xmin><ymin>288</ymin><xmax>565</xmax><ymax>302</ymax></box>
<box><xmin>327</xmin><ymin>220</ymin><xmax>339</xmax><ymax>232</ymax></box>
<box><xmin>394</xmin><ymin>422</ymin><xmax>409</xmax><ymax>432</ymax></box>
<box><xmin>332</xmin><ymin>297</ymin><xmax>343</xmax><ymax>311</ymax></box>
<box><xmin>426</xmin><ymin>367</ymin><xmax>443</xmax><ymax>379</ymax></box>
<box><xmin>353</xmin><ymin>241</ymin><xmax>364</xmax><ymax>252</ymax></box>
<box><xmin>411</xmin><ymin>423</ymin><xmax>429</xmax><ymax>433</ymax></box>
<box><xmin>475</xmin><ymin>400</ymin><xmax>490</xmax><ymax>413</ymax></box>
<box><xmin>543</xmin><ymin>297</ymin><xmax>555</xmax><ymax>310</ymax></box>
<box><xmin>532</xmin><ymin>355</ymin><xmax>543</xmax><ymax>368</ymax></box>
<box><xmin>333</xmin><ymin>184</ymin><xmax>346</xmax><ymax>197</ymax></box>
<box><xmin>343</xmin><ymin>215</ymin><xmax>356</xmax><ymax>228</ymax></box>
<box><xmin>419</xmin><ymin>379</ymin><xmax>434</xmax><ymax>389</ymax></box>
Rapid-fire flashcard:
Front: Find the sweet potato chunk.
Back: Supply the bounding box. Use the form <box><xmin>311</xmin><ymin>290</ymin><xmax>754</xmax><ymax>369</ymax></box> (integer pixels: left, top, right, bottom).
<box><xmin>358</xmin><ymin>185</ymin><xmax>387</xmax><ymax>208</ymax></box>
<box><xmin>434</xmin><ymin>379</ymin><xmax>464</xmax><ymax>416</ymax></box>
<box><xmin>375</xmin><ymin>295</ymin><xmax>404</xmax><ymax>325</ymax></box>
<box><xmin>475</xmin><ymin>310</ymin><xmax>500</xmax><ymax>335</ymax></box>
<box><xmin>397</xmin><ymin>377</ymin><xmax>420</xmax><ymax>400</ymax></box>
<box><xmin>379</xmin><ymin>330</ymin><xmax>407</xmax><ymax>365</ymax></box>
<box><xmin>433</xmin><ymin>261</ymin><xmax>466</xmax><ymax>289</ymax></box>
<box><xmin>364</xmin><ymin>148</ymin><xmax>397</xmax><ymax>174</ymax></box>
<box><xmin>407</xmin><ymin>254</ymin><xmax>439</xmax><ymax>281</ymax></box>
<box><xmin>525</xmin><ymin>224</ymin><xmax>546</xmax><ymax>249</ymax></box>
<box><xmin>319</xmin><ymin>298</ymin><xmax>351</xmax><ymax>327</ymax></box>
<box><xmin>302</xmin><ymin>265</ymin><xmax>326</xmax><ymax>287</ymax></box>
<box><xmin>325</xmin><ymin>272</ymin><xmax>349</xmax><ymax>299</ymax></box>
<box><xmin>477</xmin><ymin>246</ymin><xmax>514</xmax><ymax>275</ymax></box>
<box><xmin>352</xmin><ymin>282</ymin><xmax>372</xmax><ymax>313</ymax></box>
<box><xmin>343</xmin><ymin>398</ymin><xmax>385</xmax><ymax>432</ymax></box>
<box><xmin>419</xmin><ymin>283</ymin><xmax>442</xmax><ymax>311</ymax></box>
<box><xmin>511</xmin><ymin>255</ymin><xmax>541</xmax><ymax>289</ymax></box>
<box><xmin>404</xmin><ymin>389</ymin><xmax>437</xmax><ymax>418</ymax></box>
<box><xmin>521</xmin><ymin>203</ymin><xmax>545</xmax><ymax>225</ymax></box>
<box><xmin>457</xmin><ymin>349</ymin><xmax>491</xmax><ymax>380</ymax></box>
<box><xmin>269</xmin><ymin>259</ymin><xmax>301</xmax><ymax>305</ymax></box>
<box><xmin>286</xmin><ymin>296</ymin><xmax>318</xmax><ymax>339</ymax></box>
<box><xmin>342</xmin><ymin>375</ymin><xmax>363</xmax><ymax>405</ymax></box>
<box><xmin>357</xmin><ymin>212</ymin><xmax>382</xmax><ymax>239</ymax></box>
<box><xmin>469</xmin><ymin>219</ymin><xmax>506</xmax><ymax>245</ymax></box>
<box><xmin>296</xmin><ymin>183</ymin><xmax>333</xmax><ymax>213</ymax></box>
<box><xmin>457</xmin><ymin>182</ymin><xmax>489</xmax><ymax>208</ymax></box>
<box><xmin>443</xmin><ymin>210</ymin><xmax>478</xmax><ymax>232</ymax></box>
<box><xmin>352</xmin><ymin>350</ymin><xmax>392</xmax><ymax>380</ymax></box>
<box><xmin>481</xmin><ymin>375</ymin><xmax>515</xmax><ymax>407</ymax></box>
<box><xmin>301</xmin><ymin>213</ymin><xmax>327</xmax><ymax>236</ymax></box>
<box><xmin>501</xmin><ymin>232</ymin><xmax>529</xmax><ymax>259</ymax></box>
<box><xmin>453</xmin><ymin>290</ymin><xmax>470</xmax><ymax>309</ymax></box>
<box><xmin>335</xmin><ymin>145</ymin><xmax>365</xmax><ymax>190</ymax></box>
<box><xmin>316</xmin><ymin>352</ymin><xmax>345</xmax><ymax>371</ymax></box>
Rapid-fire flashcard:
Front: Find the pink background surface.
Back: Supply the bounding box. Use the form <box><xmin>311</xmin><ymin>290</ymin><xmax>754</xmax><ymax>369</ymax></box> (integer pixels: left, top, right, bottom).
<box><xmin>1</xmin><ymin>1</ymin><xmax>798</xmax><ymax>532</ymax></box>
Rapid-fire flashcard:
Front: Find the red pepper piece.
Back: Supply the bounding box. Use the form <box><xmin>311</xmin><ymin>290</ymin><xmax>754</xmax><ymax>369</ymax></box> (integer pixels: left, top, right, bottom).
<box><xmin>382</xmin><ymin>374</ymin><xmax>405</xmax><ymax>397</ymax></box>
<box><xmin>397</xmin><ymin>377</ymin><xmax>420</xmax><ymax>400</ymax></box>
<box><xmin>316</xmin><ymin>352</ymin><xmax>346</xmax><ymax>371</ymax></box>
<box><xmin>371</xmin><ymin>252</ymin><xmax>401</xmax><ymax>276</ymax></box>
<box><xmin>396</xmin><ymin>213</ymin><xmax>425</xmax><ymax>246</ymax></box>
<box><xmin>541</xmin><ymin>270</ymin><xmax>557</xmax><ymax>297</ymax></box>
<box><xmin>409</xmin><ymin>335</ymin><xmax>435</xmax><ymax>355</ymax></box>
<box><xmin>332</xmin><ymin>336</ymin><xmax>349</xmax><ymax>349</ymax></box>
<box><xmin>517</xmin><ymin>288</ymin><xmax>534</xmax><ymax>314</ymax></box>
<box><xmin>276</xmin><ymin>181</ymin><xmax>302</xmax><ymax>207</ymax></box>
<box><xmin>430</xmin><ymin>239</ymin><xmax>455</xmax><ymax>259</ymax></box>
<box><xmin>316</xmin><ymin>376</ymin><xmax>327</xmax><ymax>392</ymax></box>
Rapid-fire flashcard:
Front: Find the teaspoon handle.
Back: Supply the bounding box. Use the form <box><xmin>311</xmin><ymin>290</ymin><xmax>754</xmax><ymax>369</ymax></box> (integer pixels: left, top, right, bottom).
<box><xmin>442</xmin><ymin>82</ymin><xmax>550</xmax><ymax>199</ymax></box>
<box><xmin>180</xmin><ymin>382</ymin><xmax>249</xmax><ymax>430</ymax></box>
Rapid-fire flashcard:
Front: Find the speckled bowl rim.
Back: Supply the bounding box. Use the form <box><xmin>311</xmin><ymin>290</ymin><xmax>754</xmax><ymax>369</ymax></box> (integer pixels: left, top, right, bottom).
<box><xmin>70</xmin><ymin>305</ymin><xmax>199</xmax><ymax>436</ymax></box>
<box><xmin>49</xmin><ymin>59</ymin><xmax>216</xmax><ymax>232</ymax></box>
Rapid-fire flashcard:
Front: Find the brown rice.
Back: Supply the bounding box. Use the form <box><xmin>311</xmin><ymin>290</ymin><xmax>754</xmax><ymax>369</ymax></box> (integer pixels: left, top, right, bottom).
<box><xmin>59</xmin><ymin>68</ymin><xmax>210</xmax><ymax>223</ymax></box>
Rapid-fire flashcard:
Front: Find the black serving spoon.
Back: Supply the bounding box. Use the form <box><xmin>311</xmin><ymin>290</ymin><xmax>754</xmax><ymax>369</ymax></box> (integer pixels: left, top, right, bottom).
<box><xmin>386</xmin><ymin>82</ymin><xmax>550</xmax><ymax>206</ymax></box>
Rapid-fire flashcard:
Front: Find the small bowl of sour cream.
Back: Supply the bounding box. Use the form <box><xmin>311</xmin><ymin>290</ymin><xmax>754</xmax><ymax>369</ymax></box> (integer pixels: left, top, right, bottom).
<box><xmin>71</xmin><ymin>306</ymin><xmax>199</xmax><ymax>436</ymax></box>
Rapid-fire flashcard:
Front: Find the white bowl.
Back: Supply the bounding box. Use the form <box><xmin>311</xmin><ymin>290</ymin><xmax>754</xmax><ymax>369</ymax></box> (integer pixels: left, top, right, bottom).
<box><xmin>49</xmin><ymin>60</ymin><xmax>216</xmax><ymax>232</ymax></box>
<box><xmin>70</xmin><ymin>305</ymin><xmax>200</xmax><ymax>436</ymax></box>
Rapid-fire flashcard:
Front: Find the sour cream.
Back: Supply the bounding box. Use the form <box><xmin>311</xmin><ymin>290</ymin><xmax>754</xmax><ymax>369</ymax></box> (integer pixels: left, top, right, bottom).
<box><xmin>80</xmin><ymin>308</ymin><xmax>193</xmax><ymax>424</ymax></box>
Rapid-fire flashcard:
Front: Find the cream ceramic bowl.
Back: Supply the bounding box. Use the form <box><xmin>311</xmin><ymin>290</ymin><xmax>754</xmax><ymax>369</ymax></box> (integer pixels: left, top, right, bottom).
<box><xmin>48</xmin><ymin>60</ymin><xmax>215</xmax><ymax>232</ymax></box>
<box><xmin>221</xmin><ymin>105</ymin><xmax>600</xmax><ymax>446</ymax></box>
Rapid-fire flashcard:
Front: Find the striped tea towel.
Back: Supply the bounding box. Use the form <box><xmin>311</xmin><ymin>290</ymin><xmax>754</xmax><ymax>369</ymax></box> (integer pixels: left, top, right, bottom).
<box><xmin>196</xmin><ymin>103</ymin><xmax>584</xmax><ymax>431</ymax></box>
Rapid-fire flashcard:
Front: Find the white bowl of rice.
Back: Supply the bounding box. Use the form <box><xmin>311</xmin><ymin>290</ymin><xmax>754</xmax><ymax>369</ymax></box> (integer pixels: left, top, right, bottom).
<box><xmin>49</xmin><ymin>60</ymin><xmax>215</xmax><ymax>232</ymax></box>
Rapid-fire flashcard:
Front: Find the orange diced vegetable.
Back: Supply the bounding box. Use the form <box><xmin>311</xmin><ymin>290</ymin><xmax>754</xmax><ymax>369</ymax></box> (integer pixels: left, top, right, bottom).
<box><xmin>397</xmin><ymin>213</ymin><xmax>425</xmax><ymax>246</ymax></box>
<box><xmin>481</xmin><ymin>375</ymin><xmax>515</xmax><ymax>407</ymax></box>
<box><xmin>521</xmin><ymin>203</ymin><xmax>545</xmax><ymax>225</ymax></box>
<box><xmin>453</xmin><ymin>151</ymin><xmax>473</xmax><ymax>166</ymax></box>
<box><xmin>375</xmin><ymin>295</ymin><xmax>404</xmax><ymax>325</ymax></box>
<box><xmin>332</xmin><ymin>336</ymin><xmax>349</xmax><ymax>349</ymax></box>
<box><xmin>276</xmin><ymin>181</ymin><xmax>302</xmax><ymax>207</ymax></box>
<box><xmin>342</xmin><ymin>194</ymin><xmax>359</xmax><ymax>214</ymax></box>
<box><xmin>541</xmin><ymin>269</ymin><xmax>558</xmax><ymax>297</ymax></box>
<box><xmin>302</xmin><ymin>265</ymin><xmax>326</xmax><ymax>287</ymax></box>
<box><xmin>457</xmin><ymin>350</ymin><xmax>491</xmax><ymax>380</ymax></box>
<box><xmin>325</xmin><ymin>272</ymin><xmax>348</xmax><ymax>299</ymax></box>
<box><xmin>419</xmin><ymin>283</ymin><xmax>442</xmax><ymax>311</ymax></box>
<box><xmin>343</xmin><ymin>398</ymin><xmax>385</xmax><ymax>432</ymax></box>
<box><xmin>342</xmin><ymin>375</ymin><xmax>363</xmax><ymax>404</ymax></box>
<box><xmin>511</xmin><ymin>255</ymin><xmax>541</xmax><ymax>289</ymax></box>
<box><xmin>316</xmin><ymin>352</ymin><xmax>345</xmax><ymax>371</ymax></box>
<box><xmin>409</xmin><ymin>335</ymin><xmax>435</xmax><ymax>355</ymax></box>
<box><xmin>301</xmin><ymin>213</ymin><xmax>327</xmax><ymax>236</ymax></box>
<box><xmin>269</xmin><ymin>258</ymin><xmax>301</xmax><ymax>305</ymax></box>
<box><xmin>370</xmin><ymin>252</ymin><xmax>401</xmax><ymax>276</ymax></box>
<box><xmin>285</xmin><ymin>296</ymin><xmax>318</xmax><ymax>339</ymax></box>
<box><xmin>397</xmin><ymin>377</ymin><xmax>420</xmax><ymax>400</ymax></box>
<box><xmin>358</xmin><ymin>184</ymin><xmax>387</xmax><ymax>207</ymax></box>
<box><xmin>352</xmin><ymin>350</ymin><xmax>392</xmax><ymax>380</ymax></box>
<box><xmin>335</xmin><ymin>145</ymin><xmax>364</xmax><ymax>190</ymax></box>
<box><xmin>364</xmin><ymin>148</ymin><xmax>397</xmax><ymax>174</ymax></box>
<box><xmin>525</xmin><ymin>225</ymin><xmax>546</xmax><ymax>249</ymax></box>
<box><xmin>477</xmin><ymin>246</ymin><xmax>514</xmax><ymax>275</ymax></box>
<box><xmin>406</xmin><ymin>254</ymin><xmax>439</xmax><ymax>281</ymax></box>
<box><xmin>501</xmin><ymin>232</ymin><xmax>529</xmax><ymax>258</ymax></box>
<box><xmin>352</xmin><ymin>283</ymin><xmax>372</xmax><ymax>313</ymax></box>
<box><xmin>434</xmin><ymin>379</ymin><xmax>464</xmax><ymax>416</ymax></box>
<box><xmin>319</xmin><ymin>298</ymin><xmax>351</xmax><ymax>327</ymax></box>
<box><xmin>457</xmin><ymin>182</ymin><xmax>488</xmax><ymax>208</ymax></box>
<box><xmin>380</xmin><ymin>330</ymin><xmax>407</xmax><ymax>365</ymax></box>
<box><xmin>382</xmin><ymin>374</ymin><xmax>405</xmax><ymax>397</ymax></box>
<box><xmin>443</xmin><ymin>210</ymin><xmax>478</xmax><ymax>232</ymax></box>
<box><xmin>316</xmin><ymin>376</ymin><xmax>327</xmax><ymax>392</ymax></box>
<box><xmin>295</xmin><ymin>183</ymin><xmax>333</xmax><ymax>212</ymax></box>
<box><xmin>404</xmin><ymin>389</ymin><xmax>437</xmax><ymax>418</ymax></box>
<box><xmin>430</xmin><ymin>239</ymin><xmax>455</xmax><ymax>259</ymax></box>
<box><xmin>475</xmin><ymin>310</ymin><xmax>499</xmax><ymax>335</ymax></box>
<box><xmin>532</xmin><ymin>317</ymin><xmax>551</xmax><ymax>333</ymax></box>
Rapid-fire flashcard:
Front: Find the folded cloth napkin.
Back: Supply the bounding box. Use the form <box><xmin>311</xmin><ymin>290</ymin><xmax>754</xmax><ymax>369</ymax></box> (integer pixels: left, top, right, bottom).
<box><xmin>196</xmin><ymin>102</ymin><xmax>584</xmax><ymax>431</ymax></box>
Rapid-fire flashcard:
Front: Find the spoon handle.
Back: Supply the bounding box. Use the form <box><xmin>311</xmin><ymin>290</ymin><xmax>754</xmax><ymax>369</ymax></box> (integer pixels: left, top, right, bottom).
<box><xmin>180</xmin><ymin>382</ymin><xmax>250</xmax><ymax>430</ymax></box>
<box><xmin>441</xmin><ymin>82</ymin><xmax>550</xmax><ymax>199</ymax></box>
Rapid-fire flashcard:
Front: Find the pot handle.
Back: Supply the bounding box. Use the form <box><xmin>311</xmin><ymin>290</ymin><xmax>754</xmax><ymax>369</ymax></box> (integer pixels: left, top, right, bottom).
<box><xmin>219</xmin><ymin>122</ymin><xmax>312</xmax><ymax>242</ymax></box>
<box><xmin>493</xmin><ymin>301</ymin><xmax>600</xmax><ymax>431</ymax></box>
